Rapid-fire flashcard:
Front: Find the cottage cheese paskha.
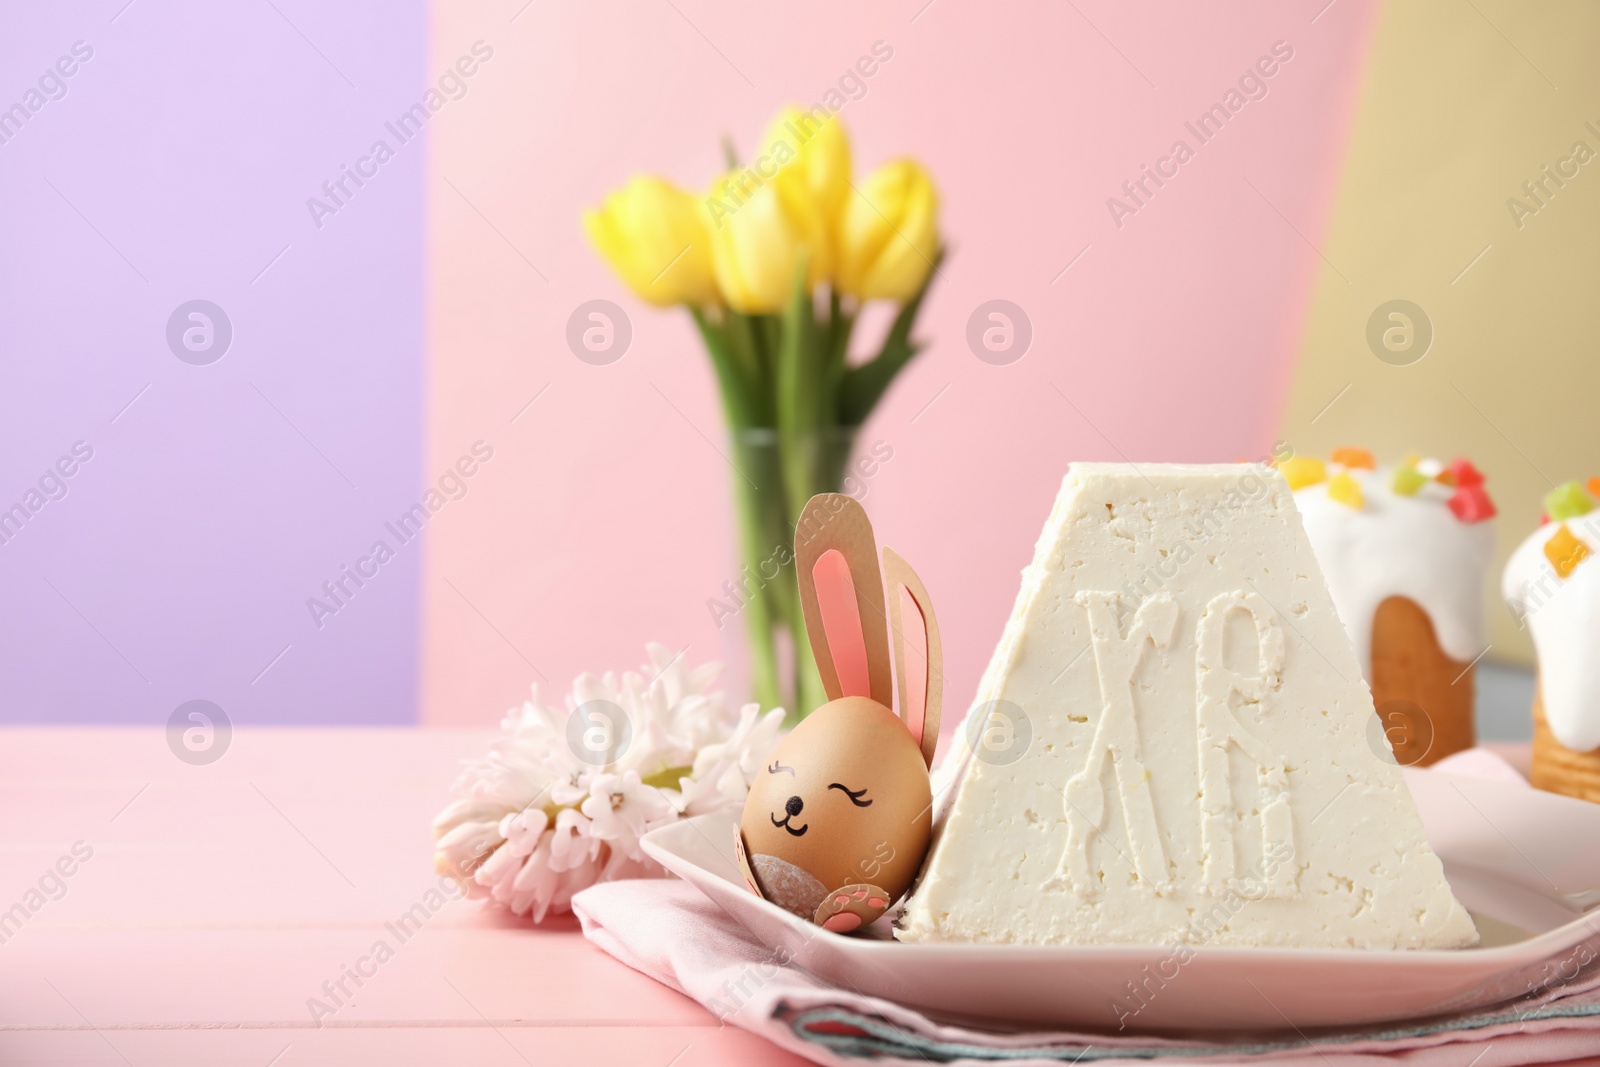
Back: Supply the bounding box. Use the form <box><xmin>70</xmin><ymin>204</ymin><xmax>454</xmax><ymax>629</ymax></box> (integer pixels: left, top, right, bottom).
<box><xmin>898</xmin><ymin>464</ymin><xmax>1477</xmax><ymax>950</ymax></box>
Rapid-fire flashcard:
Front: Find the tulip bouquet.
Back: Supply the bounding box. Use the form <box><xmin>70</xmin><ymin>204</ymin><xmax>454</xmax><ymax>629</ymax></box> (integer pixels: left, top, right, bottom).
<box><xmin>584</xmin><ymin>107</ymin><xmax>942</xmax><ymax>721</ymax></box>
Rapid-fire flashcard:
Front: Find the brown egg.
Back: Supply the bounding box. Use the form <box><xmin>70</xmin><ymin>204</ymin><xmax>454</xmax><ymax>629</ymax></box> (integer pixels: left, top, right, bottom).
<box><xmin>735</xmin><ymin>493</ymin><xmax>944</xmax><ymax>932</ymax></box>
<box><xmin>739</xmin><ymin>696</ymin><xmax>932</xmax><ymax>923</ymax></box>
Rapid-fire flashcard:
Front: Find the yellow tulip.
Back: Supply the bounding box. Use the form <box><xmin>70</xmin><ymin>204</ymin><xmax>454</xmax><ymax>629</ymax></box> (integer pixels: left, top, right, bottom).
<box><xmin>582</xmin><ymin>176</ymin><xmax>719</xmax><ymax>307</ymax></box>
<box><xmin>836</xmin><ymin>160</ymin><xmax>940</xmax><ymax>302</ymax></box>
<box><xmin>705</xmin><ymin>166</ymin><xmax>829</xmax><ymax>314</ymax></box>
<box><xmin>760</xmin><ymin>106</ymin><xmax>851</xmax><ymax>240</ymax></box>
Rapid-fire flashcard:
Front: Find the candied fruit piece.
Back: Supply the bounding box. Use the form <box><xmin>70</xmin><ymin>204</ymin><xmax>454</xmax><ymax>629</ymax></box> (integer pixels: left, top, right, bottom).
<box><xmin>1588</xmin><ymin>476</ymin><xmax>1600</xmax><ymax>498</ymax></box>
<box><xmin>1392</xmin><ymin>465</ymin><xmax>1427</xmax><ymax>496</ymax></box>
<box><xmin>1545</xmin><ymin>524</ymin><xmax>1590</xmax><ymax>579</ymax></box>
<box><xmin>1448</xmin><ymin>485</ymin><xmax>1496</xmax><ymax>523</ymax></box>
<box><xmin>1436</xmin><ymin>469</ymin><xmax>1457</xmax><ymax>487</ymax></box>
<box><xmin>1279</xmin><ymin>456</ymin><xmax>1326</xmax><ymax>490</ymax></box>
<box><xmin>1447</xmin><ymin>459</ymin><xmax>1485</xmax><ymax>487</ymax></box>
<box><xmin>1544</xmin><ymin>481</ymin><xmax>1594</xmax><ymax>522</ymax></box>
<box><xmin>1331</xmin><ymin>446</ymin><xmax>1376</xmax><ymax>470</ymax></box>
<box><xmin>1327</xmin><ymin>472</ymin><xmax>1364</xmax><ymax>508</ymax></box>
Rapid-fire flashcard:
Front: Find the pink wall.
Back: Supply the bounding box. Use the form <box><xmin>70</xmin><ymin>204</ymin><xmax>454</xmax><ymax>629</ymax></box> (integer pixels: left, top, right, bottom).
<box><xmin>422</xmin><ymin>0</ymin><xmax>1377</xmax><ymax>726</ymax></box>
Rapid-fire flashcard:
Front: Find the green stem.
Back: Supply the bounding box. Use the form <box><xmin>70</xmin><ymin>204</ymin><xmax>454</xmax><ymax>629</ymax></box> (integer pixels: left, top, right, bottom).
<box><xmin>689</xmin><ymin>308</ymin><xmax>756</xmax><ymax>427</ymax></box>
<box><xmin>787</xmin><ymin>564</ymin><xmax>826</xmax><ymax>725</ymax></box>
<box><xmin>838</xmin><ymin>247</ymin><xmax>944</xmax><ymax>426</ymax></box>
<box><xmin>728</xmin><ymin>432</ymin><xmax>783</xmax><ymax>715</ymax></box>
<box><xmin>728</xmin><ymin>312</ymin><xmax>775</xmax><ymax>423</ymax></box>
<box><xmin>697</xmin><ymin>307</ymin><xmax>784</xmax><ymax>714</ymax></box>
<box><xmin>771</xmin><ymin>257</ymin><xmax>846</xmax><ymax>721</ymax></box>
<box><xmin>776</xmin><ymin>257</ymin><xmax>823</xmax><ymax>522</ymax></box>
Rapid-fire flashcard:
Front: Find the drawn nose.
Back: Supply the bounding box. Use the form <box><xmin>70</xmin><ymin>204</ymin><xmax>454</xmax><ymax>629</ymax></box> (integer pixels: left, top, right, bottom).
<box><xmin>785</xmin><ymin>795</ymin><xmax>804</xmax><ymax>817</ymax></box>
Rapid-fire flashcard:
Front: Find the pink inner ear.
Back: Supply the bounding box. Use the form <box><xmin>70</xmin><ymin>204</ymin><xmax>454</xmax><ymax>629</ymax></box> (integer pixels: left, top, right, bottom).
<box><xmin>898</xmin><ymin>583</ymin><xmax>928</xmax><ymax>743</ymax></box>
<box><xmin>813</xmin><ymin>549</ymin><xmax>871</xmax><ymax>698</ymax></box>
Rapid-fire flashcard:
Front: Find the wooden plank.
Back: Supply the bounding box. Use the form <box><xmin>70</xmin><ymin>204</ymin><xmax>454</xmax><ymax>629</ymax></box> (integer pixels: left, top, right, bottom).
<box><xmin>0</xmin><ymin>728</ymin><xmax>500</xmax><ymax>926</ymax></box>
<box><xmin>0</xmin><ymin>728</ymin><xmax>494</xmax><ymax>783</ymax></box>
<box><xmin>1</xmin><ymin>927</ymin><xmax>704</xmax><ymax>1027</ymax></box>
<box><xmin>0</xmin><ymin>728</ymin><xmax>806</xmax><ymax>1061</ymax></box>
<box><xmin>0</xmin><ymin>1025</ymin><xmax>813</xmax><ymax>1066</ymax></box>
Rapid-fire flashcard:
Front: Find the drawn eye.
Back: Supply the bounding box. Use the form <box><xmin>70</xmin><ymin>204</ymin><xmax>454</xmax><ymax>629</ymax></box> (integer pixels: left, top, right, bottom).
<box><xmin>767</xmin><ymin>760</ymin><xmax>796</xmax><ymax>777</ymax></box>
<box><xmin>828</xmin><ymin>783</ymin><xmax>872</xmax><ymax>807</ymax></box>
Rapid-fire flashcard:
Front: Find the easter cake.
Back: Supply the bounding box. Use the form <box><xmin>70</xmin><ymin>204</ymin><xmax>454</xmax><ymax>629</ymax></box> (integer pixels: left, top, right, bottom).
<box><xmin>1285</xmin><ymin>449</ymin><xmax>1496</xmax><ymax>766</ymax></box>
<box><xmin>1503</xmin><ymin>478</ymin><xmax>1600</xmax><ymax>803</ymax></box>
<box><xmin>896</xmin><ymin>463</ymin><xmax>1477</xmax><ymax>949</ymax></box>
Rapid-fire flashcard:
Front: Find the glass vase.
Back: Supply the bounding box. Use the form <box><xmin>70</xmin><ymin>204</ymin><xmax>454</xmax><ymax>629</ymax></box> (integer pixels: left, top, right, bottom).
<box><xmin>723</xmin><ymin>426</ymin><xmax>860</xmax><ymax>724</ymax></box>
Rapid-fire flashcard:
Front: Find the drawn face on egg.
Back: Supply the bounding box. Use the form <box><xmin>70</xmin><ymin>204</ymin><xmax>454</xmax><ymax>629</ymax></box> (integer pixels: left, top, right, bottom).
<box><xmin>739</xmin><ymin>697</ymin><xmax>932</xmax><ymax>916</ymax></box>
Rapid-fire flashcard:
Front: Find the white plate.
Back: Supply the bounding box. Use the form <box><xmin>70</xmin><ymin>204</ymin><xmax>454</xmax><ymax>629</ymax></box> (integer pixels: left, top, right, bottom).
<box><xmin>642</xmin><ymin>767</ymin><xmax>1600</xmax><ymax>1033</ymax></box>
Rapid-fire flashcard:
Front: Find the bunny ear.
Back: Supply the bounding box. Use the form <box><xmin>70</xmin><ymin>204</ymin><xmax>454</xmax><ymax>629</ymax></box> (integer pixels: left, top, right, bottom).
<box><xmin>795</xmin><ymin>494</ymin><xmax>892</xmax><ymax>707</ymax></box>
<box><xmin>883</xmin><ymin>547</ymin><xmax>942</xmax><ymax>769</ymax></box>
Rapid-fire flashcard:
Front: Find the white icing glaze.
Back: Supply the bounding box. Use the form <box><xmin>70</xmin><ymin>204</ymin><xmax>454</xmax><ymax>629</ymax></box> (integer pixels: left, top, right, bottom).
<box><xmin>1502</xmin><ymin>515</ymin><xmax>1600</xmax><ymax>751</ymax></box>
<box><xmin>1293</xmin><ymin>464</ymin><xmax>1493</xmax><ymax>674</ymax></box>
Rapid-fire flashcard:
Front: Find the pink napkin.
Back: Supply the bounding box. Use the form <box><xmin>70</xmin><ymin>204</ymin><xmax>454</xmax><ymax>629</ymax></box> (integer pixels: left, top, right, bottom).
<box><xmin>573</xmin><ymin>879</ymin><xmax>1600</xmax><ymax>1065</ymax></box>
<box><xmin>1431</xmin><ymin>747</ymin><xmax>1532</xmax><ymax>788</ymax></box>
<box><xmin>573</xmin><ymin>750</ymin><xmax>1600</xmax><ymax>1066</ymax></box>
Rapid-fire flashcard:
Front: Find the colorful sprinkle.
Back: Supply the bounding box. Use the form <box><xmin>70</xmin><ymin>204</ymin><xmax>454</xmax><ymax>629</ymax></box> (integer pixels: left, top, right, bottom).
<box><xmin>1544</xmin><ymin>481</ymin><xmax>1594</xmax><ymax>522</ymax></box>
<box><xmin>1327</xmin><ymin>472</ymin><xmax>1364</xmax><ymax>508</ymax></box>
<box><xmin>1447</xmin><ymin>459</ymin><xmax>1485</xmax><ymax>487</ymax></box>
<box><xmin>1545</xmin><ymin>524</ymin><xmax>1590</xmax><ymax>579</ymax></box>
<box><xmin>1448</xmin><ymin>484</ymin><xmax>1496</xmax><ymax>523</ymax></box>
<box><xmin>1435</xmin><ymin>468</ymin><xmax>1457</xmax><ymax>487</ymax></box>
<box><xmin>1280</xmin><ymin>456</ymin><xmax>1326</xmax><ymax>491</ymax></box>
<box><xmin>1588</xmin><ymin>476</ymin><xmax>1600</xmax><ymax>499</ymax></box>
<box><xmin>1331</xmin><ymin>446</ymin><xmax>1375</xmax><ymax>470</ymax></box>
<box><xmin>1392</xmin><ymin>465</ymin><xmax>1427</xmax><ymax>497</ymax></box>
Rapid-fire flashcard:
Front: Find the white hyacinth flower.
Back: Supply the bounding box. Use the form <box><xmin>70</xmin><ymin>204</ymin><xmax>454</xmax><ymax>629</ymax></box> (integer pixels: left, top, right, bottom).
<box><xmin>432</xmin><ymin>644</ymin><xmax>785</xmax><ymax>922</ymax></box>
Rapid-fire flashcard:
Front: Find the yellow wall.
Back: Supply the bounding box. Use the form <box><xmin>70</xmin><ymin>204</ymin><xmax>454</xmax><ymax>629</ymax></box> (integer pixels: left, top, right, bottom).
<box><xmin>1280</xmin><ymin>0</ymin><xmax>1600</xmax><ymax>664</ymax></box>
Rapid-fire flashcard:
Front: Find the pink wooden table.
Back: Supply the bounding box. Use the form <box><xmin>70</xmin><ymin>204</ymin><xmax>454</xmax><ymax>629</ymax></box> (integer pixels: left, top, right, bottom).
<box><xmin>7</xmin><ymin>730</ymin><xmax>1599</xmax><ymax>1067</ymax></box>
<box><xmin>0</xmin><ymin>728</ymin><xmax>808</xmax><ymax>1066</ymax></box>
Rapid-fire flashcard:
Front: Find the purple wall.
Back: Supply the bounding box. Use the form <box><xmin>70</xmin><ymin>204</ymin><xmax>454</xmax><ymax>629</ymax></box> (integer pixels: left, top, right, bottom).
<box><xmin>0</xmin><ymin>1</ymin><xmax>427</xmax><ymax>724</ymax></box>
